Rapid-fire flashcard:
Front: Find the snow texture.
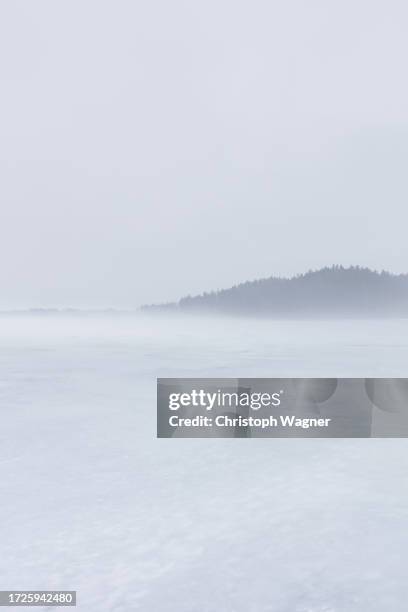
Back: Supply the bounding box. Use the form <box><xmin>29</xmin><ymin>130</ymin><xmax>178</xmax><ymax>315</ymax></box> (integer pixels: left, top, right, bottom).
<box><xmin>1</xmin><ymin>315</ymin><xmax>407</xmax><ymax>611</ymax></box>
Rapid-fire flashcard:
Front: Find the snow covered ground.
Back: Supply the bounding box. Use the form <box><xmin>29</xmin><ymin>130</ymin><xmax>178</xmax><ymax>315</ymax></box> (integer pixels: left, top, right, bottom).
<box><xmin>0</xmin><ymin>315</ymin><xmax>407</xmax><ymax>611</ymax></box>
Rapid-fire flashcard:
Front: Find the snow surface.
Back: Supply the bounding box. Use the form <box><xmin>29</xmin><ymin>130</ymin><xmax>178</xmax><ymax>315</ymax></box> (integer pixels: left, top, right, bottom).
<box><xmin>0</xmin><ymin>315</ymin><xmax>407</xmax><ymax>611</ymax></box>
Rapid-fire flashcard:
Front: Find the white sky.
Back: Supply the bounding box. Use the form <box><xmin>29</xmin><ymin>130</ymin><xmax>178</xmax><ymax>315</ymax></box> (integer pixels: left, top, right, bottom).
<box><xmin>1</xmin><ymin>0</ymin><xmax>408</xmax><ymax>308</ymax></box>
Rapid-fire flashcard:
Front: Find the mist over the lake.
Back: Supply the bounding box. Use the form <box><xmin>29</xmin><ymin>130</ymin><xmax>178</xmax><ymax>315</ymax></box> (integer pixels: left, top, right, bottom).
<box><xmin>1</xmin><ymin>313</ymin><xmax>408</xmax><ymax>610</ymax></box>
<box><xmin>1</xmin><ymin>1</ymin><xmax>408</xmax><ymax>611</ymax></box>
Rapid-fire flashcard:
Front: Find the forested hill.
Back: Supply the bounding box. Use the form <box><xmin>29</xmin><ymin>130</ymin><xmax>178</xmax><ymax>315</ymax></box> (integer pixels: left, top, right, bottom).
<box><xmin>143</xmin><ymin>266</ymin><xmax>408</xmax><ymax>317</ymax></box>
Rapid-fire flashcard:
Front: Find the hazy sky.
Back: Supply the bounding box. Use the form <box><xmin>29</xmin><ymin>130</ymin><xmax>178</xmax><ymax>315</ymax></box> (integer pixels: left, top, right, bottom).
<box><xmin>1</xmin><ymin>1</ymin><xmax>408</xmax><ymax>308</ymax></box>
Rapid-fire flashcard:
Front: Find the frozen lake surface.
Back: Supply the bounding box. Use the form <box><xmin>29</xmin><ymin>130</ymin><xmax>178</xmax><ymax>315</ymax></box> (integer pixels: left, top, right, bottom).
<box><xmin>0</xmin><ymin>315</ymin><xmax>407</xmax><ymax>611</ymax></box>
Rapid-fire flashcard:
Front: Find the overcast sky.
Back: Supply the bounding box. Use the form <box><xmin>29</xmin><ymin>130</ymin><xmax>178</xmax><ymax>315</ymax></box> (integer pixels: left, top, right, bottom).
<box><xmin>1</xmin><ymin>1</ymin><xmax>408</xmax><ymax>308</ymax></box>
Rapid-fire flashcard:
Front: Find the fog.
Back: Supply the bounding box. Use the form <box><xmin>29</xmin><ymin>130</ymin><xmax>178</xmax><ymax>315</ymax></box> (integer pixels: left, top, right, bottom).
<box><xmin>1</xmin><ymin>1</ymin><xmax>408</xmax><ymax>308</ymax></box>
<box><xmin>1</xmin><ymin>312</ymin><xmax>408</xmax><ymax>376</ymax></box>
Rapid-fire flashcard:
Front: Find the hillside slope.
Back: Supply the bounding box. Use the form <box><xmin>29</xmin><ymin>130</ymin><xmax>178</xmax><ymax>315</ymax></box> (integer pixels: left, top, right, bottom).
<box><xmin>143</xmin><ymin>266</ymin><xmax>408</xmax><ymax>317</ymax></box>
